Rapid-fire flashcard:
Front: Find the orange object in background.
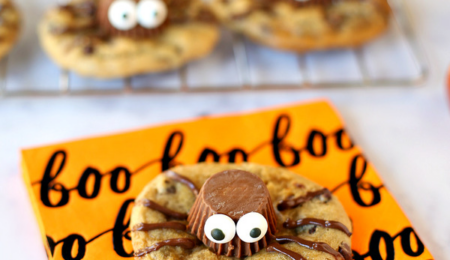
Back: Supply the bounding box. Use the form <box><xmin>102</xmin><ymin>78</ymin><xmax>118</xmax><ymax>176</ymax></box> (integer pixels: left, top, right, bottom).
<box><xmin>22</xmin><ymin>100</ymin><xmax>434</xmax><ymax>260</ymax></box>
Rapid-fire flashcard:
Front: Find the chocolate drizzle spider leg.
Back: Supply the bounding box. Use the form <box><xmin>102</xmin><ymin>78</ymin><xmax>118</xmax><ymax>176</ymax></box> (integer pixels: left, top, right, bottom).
<box><xmin>133</xmin><ymin>238</ymin><xmax>197</xmax><ymax>257</ymax></box>
<box><xmin>275</xmin><ymin>235</ymin><xmax>345</xmax><ymax>260</ymax></box>
<box><xmin>267</xmin><ymin>242</ymin><xmax>306</xmax><ymax>260</ymax></box>
<box><xmin>164</xmin><ymin>170</ymin><xmax>199</xmax><ymax>196</ymax></box>
<box><xmin>284</xmin><ymin>218</ymin><xmax>352</xmax><ymax>236</ymax></box>
<box><xmin>277</xmin><ymin>188</ymin><xmax>332</xmax><ymax>211</ymax></box>
<box><xmin>136</xmin><ymin>199</ymin><xmax>188</xmax><ymax>219</ymax></box>
<box><xmin>132</xmin><ymin>222</ymin><xmax>187</xmax><ymax>232</ymax></box>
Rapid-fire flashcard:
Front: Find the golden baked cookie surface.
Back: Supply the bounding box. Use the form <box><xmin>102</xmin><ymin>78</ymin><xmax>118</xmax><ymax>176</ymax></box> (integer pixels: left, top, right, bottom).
<box><xmin>131</xmin><ymin>163</ymin><xmax>352</xmax><ymax>259</ymax></box>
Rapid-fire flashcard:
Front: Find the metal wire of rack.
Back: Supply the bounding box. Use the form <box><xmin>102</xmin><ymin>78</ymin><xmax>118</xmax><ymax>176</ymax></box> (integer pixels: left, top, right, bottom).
<box><xmin>0</xmin><ymin>0</ymin><xmax>428</xmax><ymax>97</ymax></box>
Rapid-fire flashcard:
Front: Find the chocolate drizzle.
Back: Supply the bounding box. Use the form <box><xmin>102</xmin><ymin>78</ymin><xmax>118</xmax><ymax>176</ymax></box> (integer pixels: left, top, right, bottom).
<box><xmin>275</xmin><ymin>236</ymin><xmax>344</xmax><ymax>260</ymax></box>
<box><xmin>164</xmin><ymin>171</ymin><xmax>199</xmax><ymax>196</ymax></box>
<box><xmin>282</xmin><ymin>0</ymin><xmax>334</xmax><ymax>8</ymax></box>
<box><xmin>284</xmin><ymin>218</ymin><xmax>352</xmax><ymax>237</ymax></box>
<box><xmin>137</xmin><ymin>199</ymin><xmax>188</xmax><ymax>220</ymax></box>
<box><xmin>50</xmin><ymin>1</ymin><xmax>106</xmax><ymax>55</ymax></box>
<box><xmin>59</xmin><ymin>1</ymin><xmax>96</xmax><ymax>17</ymax></box>
<box><xmin>339</xmin><ymin>243</ymin><xmax>352</xmax><ymax>260</ymax></box>
<box><xmin>134</xmin><ymin>238</ymin><xmax>196</xmax><ymax>257</ymax></box>
<box><xmin>132</xmin><ymin>222</ymin><xmax>186</xmax><ymax>232</ymax></box>
<box><xmin>277</xmin><ymin>188</ymin><xmax>332</xmax><ymax>211</ymax></box>
<box><xmin>267</xmin><ymin>242</ymin><xmax>306</xmax><ymax>260</ymax></box>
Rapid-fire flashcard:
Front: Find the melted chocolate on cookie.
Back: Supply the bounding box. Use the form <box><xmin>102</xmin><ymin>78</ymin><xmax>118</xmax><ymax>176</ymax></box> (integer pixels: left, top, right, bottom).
<box><xmin>284</xmin><ymin>218</ymin><xmax>352</xmax><ymax>236</ymax></box>
<box><xmin>132</xmin><ymin>222</ymin><xmax>187</xmax><ymax>232</ymax></box>
<box><xmin>134</xmin><ymin>238</ymin><xmax>197</xmax><ymax>257</ymax></box>
<box><xmin>137</xmin><ymin>199</ymin><xmax>188</xmax><ymax>219</ymax></box>
<box><xmin>277</xmin><ymin>188</ymin><xmax>332</xmax><ymax>211</ymax></box>
<box><xmin>275</xmin><ymin>235</ymin><xmax>345</xmax><ymax>260</ymax></box>
<box><xmin>164</xmin><ymin>170</ymin><xmax>199</xmax><ymax>196</ymax></box>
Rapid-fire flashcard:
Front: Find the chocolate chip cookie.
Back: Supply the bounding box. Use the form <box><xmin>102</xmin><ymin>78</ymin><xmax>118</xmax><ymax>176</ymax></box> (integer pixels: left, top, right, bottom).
<box><xmin>130</xmin><ymin>163</ymin><xmax>352</xmax><ymax>259</ymax></box>
<box><xmin>204</xmin><ymin>0</ymin><xmax>390</xmax><ymax>52</ymax></box>
<box><xmin>38</xmin><ymin>0</ymin><xmax>218</xmax><ymax>78</ymax></box>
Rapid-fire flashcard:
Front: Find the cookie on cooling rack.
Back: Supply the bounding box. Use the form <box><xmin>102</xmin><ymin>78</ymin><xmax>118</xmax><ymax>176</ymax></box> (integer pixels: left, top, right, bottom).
<box><xmin>130</xmin><ymin>163</ymin><xmax>353</xmax><ymax>259</ymax></box>
<box><xmin>39</xmin><ymin>0</ymin><xmax>219</xmax><ymax>79</ymax></box>
<box><xmin>0</xmin><ymin>0</ymin><xmax>20</xmax><ymax>60</ymax></box>
<box><xmin>204</xmin><ymin>0</ymin><xmax>390</xmax><ymax>52</ymax></box>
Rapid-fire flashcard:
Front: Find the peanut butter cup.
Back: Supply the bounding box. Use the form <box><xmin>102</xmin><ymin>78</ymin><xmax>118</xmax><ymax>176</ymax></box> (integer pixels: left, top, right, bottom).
<box><xmin>187</xmin><ymin>170</ymin><xmax>277</xmax><ymax>257</ymax></box>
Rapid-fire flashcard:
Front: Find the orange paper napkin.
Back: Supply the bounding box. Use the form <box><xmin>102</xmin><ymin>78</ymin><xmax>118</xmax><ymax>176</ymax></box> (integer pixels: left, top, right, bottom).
<box><xmin>22</xmin><ymin>100</ymin><xmax>433</xmax><ymax>260</ymax></box>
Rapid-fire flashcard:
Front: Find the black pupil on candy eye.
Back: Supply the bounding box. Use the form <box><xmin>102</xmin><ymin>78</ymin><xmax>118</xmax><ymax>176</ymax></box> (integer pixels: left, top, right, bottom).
<box><xmin>122</xmin><ymin>13</ymin><xmax>128</xmax><ymax>20</ymax></box>
<box><xmin>250</xmin><ymin>228</ymin><xmax>261</xmax><ymax>238</ymax></box>
<box><xmin>211</xmin><ymin>229</ymin><xmax>225</xmax><ymax>241</ymax></box>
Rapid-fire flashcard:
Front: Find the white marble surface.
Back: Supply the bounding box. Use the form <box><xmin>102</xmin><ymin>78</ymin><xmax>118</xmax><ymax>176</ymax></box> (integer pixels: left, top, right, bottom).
<box><xmin>1</xmin><ymin>0</ymin><xmax>450</xmax><ymax>259</ymax></box>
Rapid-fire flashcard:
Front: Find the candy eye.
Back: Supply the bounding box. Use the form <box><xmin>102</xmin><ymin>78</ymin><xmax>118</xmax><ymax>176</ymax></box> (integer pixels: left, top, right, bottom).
<box><xmin>236</xmin><ymin>212</ymin><xmax>268</xmax><ymax>243</ymax></box>
<box><xmin>137</xmin><ymin>0</ymin><xmax>168</xmax><ymax>29</ymax></box>
<box><xmin>108</xmin><ymin>0</ymin><xmax>138</xmax><ymax>30</ymax></box>
<box><xmin>204</xmin><ymin>214</ymin><xmax>236</xmax><ymax>244</ymax></box>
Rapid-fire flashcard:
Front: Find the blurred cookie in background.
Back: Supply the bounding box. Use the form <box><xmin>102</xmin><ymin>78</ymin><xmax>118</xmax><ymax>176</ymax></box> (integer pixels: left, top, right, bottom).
<box><xmin>0</xmin><ymin>0</ymin><xmax>20</xmax><ymax>60</ymax></box>
<box><xmin>204</xmin><ymin>0</ymin><xmax>390</xmax><ymax>52</ymax></box>
<box><xmin>38</xmin><ymin>0</ymin><xmax>219</xmax><ymax>79</ymax></box>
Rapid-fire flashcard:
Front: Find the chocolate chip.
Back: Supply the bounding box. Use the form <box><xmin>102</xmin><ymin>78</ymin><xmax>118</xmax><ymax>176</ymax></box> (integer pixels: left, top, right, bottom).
<box><xmin>166</xmin><ymin>186</ymin><xmax>177</xmax><ymax>194</ymax></box>
<box><xmin>295</xmin><ymin>183</ymin><xmax>305</xmax><ymax>189</ymax></box>
<box><xmin>308</xmin><ymin>225</ymin><xmax>317</xmax><ymax>234</ymax></box>
<box><xmin>83</xmin><ymin>45</ymin><xmax>95</xmax><ymax>55</ymax></box>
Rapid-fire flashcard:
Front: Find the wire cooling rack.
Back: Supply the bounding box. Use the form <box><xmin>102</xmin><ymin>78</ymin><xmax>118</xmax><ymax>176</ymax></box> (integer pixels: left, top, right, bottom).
<box><xmin>0</xmin><ymin>0</ymin><xmax>428</xmax><ymax>97</ymax></box>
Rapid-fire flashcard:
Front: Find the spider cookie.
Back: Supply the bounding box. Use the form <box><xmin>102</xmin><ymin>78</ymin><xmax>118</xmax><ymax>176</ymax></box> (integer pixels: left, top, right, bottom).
<box><xmin>0</xmin><ymin>0</ymin><xmax>20</xmax><ymax>60</ymax></box>
<box><xmin>131</xmin><ymin>163</ymin><xmax>353</xmax><ymax>259</ymax></box>
<box><xmin>39</xmin><ymin>0</ymin><xmax>218</xmax><ymax>78</ymax></box>
<box><xmin>204</xmin><ymin>0</ymin><xmax>390</xmax><ymax>52</ymax></box>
